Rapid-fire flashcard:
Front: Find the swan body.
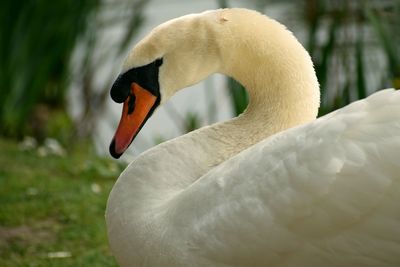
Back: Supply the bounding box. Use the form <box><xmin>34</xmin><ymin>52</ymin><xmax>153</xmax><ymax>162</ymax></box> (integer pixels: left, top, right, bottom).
<box><xmin>106</xmin><ymin>8</ymin><xmax>400</xmax><ymax>267</ymax></box>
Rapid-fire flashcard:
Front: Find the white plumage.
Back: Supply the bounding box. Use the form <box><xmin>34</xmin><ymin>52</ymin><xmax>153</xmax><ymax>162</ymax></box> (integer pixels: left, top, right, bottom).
<box><xmin>106</xmin><ymin>8</ymin><xmax>400</xmax><ymax>267</ymax></box>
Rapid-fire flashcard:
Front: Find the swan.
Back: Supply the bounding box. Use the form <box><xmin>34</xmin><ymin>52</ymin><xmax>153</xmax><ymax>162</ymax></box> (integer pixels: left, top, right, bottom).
<box><xmin>106</xmin><ymin>8</ymin><xmax>400</xmax><ymax>267</ymax></box>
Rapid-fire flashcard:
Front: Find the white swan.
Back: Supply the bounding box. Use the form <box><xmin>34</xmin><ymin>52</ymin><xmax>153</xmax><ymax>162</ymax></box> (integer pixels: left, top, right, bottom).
<box><xmin>106</xmin><ymin>8</ymin><xmax>400</xmax><ymax>267</ymax></box>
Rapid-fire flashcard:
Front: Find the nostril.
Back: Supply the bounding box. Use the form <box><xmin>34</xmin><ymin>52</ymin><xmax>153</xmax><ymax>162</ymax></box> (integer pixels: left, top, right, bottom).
<box><xmin>128</xmin><ymin>94</ymin><xmax>136</xmax><ymax>114</ymax></box>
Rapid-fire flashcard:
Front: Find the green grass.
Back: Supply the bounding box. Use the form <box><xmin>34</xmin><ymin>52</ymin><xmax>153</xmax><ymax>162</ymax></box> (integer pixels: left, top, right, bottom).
<box><xmin>0</xmin><ymin>138</ymin><xmax>126</xmax><ymax>266</ymax></box>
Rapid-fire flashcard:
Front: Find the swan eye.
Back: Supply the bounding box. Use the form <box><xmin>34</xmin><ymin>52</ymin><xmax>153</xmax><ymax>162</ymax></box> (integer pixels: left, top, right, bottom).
<box><xmin>111</xmin><ymin>58</ymin><xmax>163</xmax><ymax>104</ymax></box>
<box><xmin>155</xmin><ymin>58</ymin><xmax>163</xmax><ymax>67</ymax></box>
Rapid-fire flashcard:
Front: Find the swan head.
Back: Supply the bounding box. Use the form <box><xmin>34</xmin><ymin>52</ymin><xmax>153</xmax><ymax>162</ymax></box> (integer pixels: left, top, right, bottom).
<box><xmin>109</xmin><ymin>8</ymin><xmax>319</xmax><ymax>158</ymax></box>
<box><xmin>109</xmin><ymin>10</ymin><xmax>225</xmax><ymax>158</ymax></box>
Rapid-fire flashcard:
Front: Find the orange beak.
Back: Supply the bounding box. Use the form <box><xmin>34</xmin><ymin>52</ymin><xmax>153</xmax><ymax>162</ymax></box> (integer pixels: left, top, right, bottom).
<box><xmin>109</xmin><ymin>83</ymin><xmax>158</xmax><ymax>158</ymax></box>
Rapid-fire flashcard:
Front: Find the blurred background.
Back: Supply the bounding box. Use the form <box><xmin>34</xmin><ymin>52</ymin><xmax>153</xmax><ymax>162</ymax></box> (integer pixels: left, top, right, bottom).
<box><xmin>1</xmin><ymin>0</ymin><xmax>399</xmax><ymax>266</ymax></box>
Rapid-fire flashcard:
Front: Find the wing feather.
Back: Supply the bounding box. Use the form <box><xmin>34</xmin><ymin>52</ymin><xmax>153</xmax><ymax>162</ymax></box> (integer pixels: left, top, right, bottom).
<box><xmin>170</xmin><ymin>89</ymin><xmax>400</xmax><ymax>267</ymax></box>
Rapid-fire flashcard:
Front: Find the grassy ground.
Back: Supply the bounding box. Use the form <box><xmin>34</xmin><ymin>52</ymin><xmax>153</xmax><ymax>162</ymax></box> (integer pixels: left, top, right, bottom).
<box><xmin>0</xmin><ymin>138</ymin><xmax>126</xmax><ymax>267</ymax></box>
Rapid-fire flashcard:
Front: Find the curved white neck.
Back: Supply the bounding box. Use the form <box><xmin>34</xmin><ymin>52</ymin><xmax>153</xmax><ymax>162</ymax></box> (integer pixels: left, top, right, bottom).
<box><xmin>117</xmin><ymin>9</ymin><xmax>320</xmax><ymax>208</ymax></box>
<box><xmin>124</xmin><ymin>60</ymin><xmax>319</xmax><ymax>209</ymax></box>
